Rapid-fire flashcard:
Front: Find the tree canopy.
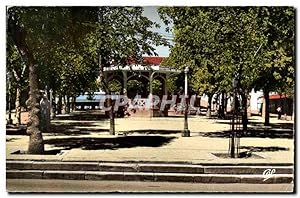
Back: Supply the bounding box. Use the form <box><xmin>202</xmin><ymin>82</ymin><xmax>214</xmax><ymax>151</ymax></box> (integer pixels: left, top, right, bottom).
<box><xmin>159</xmin><ymin>6</ymin><xmax>295</xmax><ymax>123</ymax></box>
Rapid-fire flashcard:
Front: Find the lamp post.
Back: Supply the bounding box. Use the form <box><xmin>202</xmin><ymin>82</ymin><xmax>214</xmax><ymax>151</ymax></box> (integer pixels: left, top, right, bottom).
<box><xmin>182</xmin><ymin>66</ymin><xmax>190</xmax><ymax>137</ymax></box>
<box><xmin>230</xmin><ymin>76</ymin><xmax>239</xmax><ymax>158</ymax></box>
<box><xmin>7</xmin><ymin>72</ymin><xmax>13</xmax><ymax>125</ymax></box>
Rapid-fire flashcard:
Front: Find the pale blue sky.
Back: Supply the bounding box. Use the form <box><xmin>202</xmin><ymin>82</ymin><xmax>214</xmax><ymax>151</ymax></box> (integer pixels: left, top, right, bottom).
<box><xmin>142</xmin><ymin>6</ymin><xmax>173</xmax><ymax>57</ymax></box>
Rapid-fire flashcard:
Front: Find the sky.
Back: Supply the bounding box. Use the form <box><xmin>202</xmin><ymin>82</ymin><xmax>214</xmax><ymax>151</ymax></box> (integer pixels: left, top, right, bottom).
<box><xmin>142</xmin><ymin>6</ymin><xmax>173</xmax><ymax>57</ymax></box>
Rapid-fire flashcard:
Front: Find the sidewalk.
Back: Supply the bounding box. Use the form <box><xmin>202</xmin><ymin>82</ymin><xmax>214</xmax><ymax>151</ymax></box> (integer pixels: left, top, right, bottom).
<box><xmin>6</xmin><ymin>111</ymin><xmax>294</xmax><ymax>165</ymax></box>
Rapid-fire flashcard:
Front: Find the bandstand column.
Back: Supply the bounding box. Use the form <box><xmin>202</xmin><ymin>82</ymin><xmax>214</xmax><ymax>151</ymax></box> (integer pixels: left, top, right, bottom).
<box><xmin>122</xmin><ymin>70</ymin><xmax>128</xmax><ymax>96</ymax></box>
<box><xmin>164</xmin><ymin>74</ymin><xmax>168</xmax><ymax>95</ymax></box>
<box><xmin>104</xmin><ymin>72</ymin><xmax>108</xmax><ymax>83</ymax></box>
<box><xmin>149</xmin><ymin>71</ymin><xmax>155</xmax><ymax>96</ymax></box>
<box><xmin>149</xmin><ymin>71</ymin><xmax>155</xmax><ymax>117</ymax></box>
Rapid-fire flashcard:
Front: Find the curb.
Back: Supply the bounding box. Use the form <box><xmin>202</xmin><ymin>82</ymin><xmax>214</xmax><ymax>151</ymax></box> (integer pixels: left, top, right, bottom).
<box><xmin>6</xmin><ymin>161</ymin><xmax>294</xmax><ymax>174</ymax></box>
<box><xmin>7</xmin><ymin>170</ymin><xmax>293</xmax><ymax>184</ymax></box>
<box><xmin>6</xmin><ymin>160</ymin><xmax>294</xmax><ymax>184</ymax></box>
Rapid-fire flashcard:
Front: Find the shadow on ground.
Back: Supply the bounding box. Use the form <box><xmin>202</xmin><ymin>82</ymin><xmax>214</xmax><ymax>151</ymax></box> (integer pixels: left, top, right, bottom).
<box><xmin>120</xmin><ymin>129</ymin><xmax>181</xmax><ymax>135</ymax></box>
<box><xmin>198</xmin><ymin>128</ymin><xmax>294</xmax><ymax>139</ymax></box>
<box><xmin>6</xmin><ymin>125</ymin><xmax>27</xmax><ymax>135</ymax></box>
<box><xmin>212</xmin><ymin>152</ymin><xmax>264</xmax><ymax>158</ymax></box>
<box><xmin>216</xmin><ymin>120</ymin><xmax>294</xmax><ymax>129</ymax></box>
<box><xmin>239</xmin><ymin>146</ymin><xmax>289</xmax><ymax>152</ymax></box>
<box><xmin>6</xmin><ymin>122</ymin><xmax>109</xmax><ymax>136</ymax></box>
<box><xmin>244</xmin><ymin>122</ymin><xmax>293</xmax><ymax>130</ymax></box>
<box><xmin>6</xmin><ymin>138</ymin><xmax>19</xmax><ymax>142</ymax></box>
<box><xmin>44</xmin><ymin>122</ymin><xmax>109</xmax><ymax>136</ymax></box>
<box><xmin>269</xmin><ymin>122</ymin><xmax>294</xmax><ymax>129</ymax></box>
<box><xmin>12</xmin><ymin>149</ymin><xmax>64</xmax><ymax>155</ymax></box>
<box><xmin>44</xmin><ymin>135</ymin><xmax>176</xmax><ymax>150</ymax></box>
<box><xmin>54</xmin><ymin>110</ymin><xmax>108</xmax><ymax>121</ymax></box>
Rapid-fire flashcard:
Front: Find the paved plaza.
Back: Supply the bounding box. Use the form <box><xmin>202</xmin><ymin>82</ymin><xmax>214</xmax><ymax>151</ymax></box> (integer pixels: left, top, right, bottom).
<box><xmin>6</xmin><ymin>111</ymin><xmax>294</xmax><ymax>165</ymax></box>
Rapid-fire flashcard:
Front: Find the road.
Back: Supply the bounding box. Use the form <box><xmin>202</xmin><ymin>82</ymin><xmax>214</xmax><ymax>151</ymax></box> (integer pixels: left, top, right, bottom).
<box><xmin>6</xmin><ymin>179</ymin><xmax>294</xmax><ymax>193</ymax></box>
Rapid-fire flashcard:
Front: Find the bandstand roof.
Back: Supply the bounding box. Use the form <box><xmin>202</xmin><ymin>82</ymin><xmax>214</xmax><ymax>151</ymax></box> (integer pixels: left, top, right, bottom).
<box><xmin>103</xmin><ymin>57</ymin><xmax>181</xmax><ymax>74</ymax></box>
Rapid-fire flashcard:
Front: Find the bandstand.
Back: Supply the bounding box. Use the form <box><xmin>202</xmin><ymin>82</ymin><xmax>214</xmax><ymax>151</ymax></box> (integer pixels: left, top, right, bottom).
<box><xmin>103</xmin><ymin>57</ymin><xmax>181</xmax><ymax>117</ymax></box>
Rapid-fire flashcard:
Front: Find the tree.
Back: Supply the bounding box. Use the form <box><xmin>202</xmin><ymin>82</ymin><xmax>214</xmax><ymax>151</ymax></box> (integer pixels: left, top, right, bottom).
<box><xmin>85</xmin><ymin>7</ymin><xmax>168</xmax><ymax>135</ymax></box>
<box><xmin>7</xmin><ymin>36</ymin><xmax>28</xmax><ymax>125</ymax></box>
<box><xmin>34</xmin><ymin>8</ymin><xmax>99</xmax><ymax>114</ymax></box>
<box><xmin>158</xmin><ymin>7</ymin><xmax>223</xmax><ymax>117</ymax></box>
<box><xmin>253</xmin><ymin>7</ymin><xmax>295</xmax><ymax>125</ymax></box>
<box><xmin>159</xmin><ymin>7</ymin><xmax>265</xmax><ymax>125</ymax></box>
<box><xmin>7</xmin><ymin>7</ymin><xmax>101</xmax><ymax>153</ymax></box>
<box><xmin>7</xmin><ymin>7</ymin><xmax>166</xmax><ymax>147</ymax></box>
<box><xmin>8</xmin><ymin>7</ymin><xmax>44</xmax><ymax>154</ymax></box>
<box><xmin>215</xmin><ymin>7</ymin><xmax>265</xmax><ymax>130</ymax></box>
<box><xmin>160</xmin><ymin>6</ymin><xmax>295</xmax><ymax>128</ymax></box>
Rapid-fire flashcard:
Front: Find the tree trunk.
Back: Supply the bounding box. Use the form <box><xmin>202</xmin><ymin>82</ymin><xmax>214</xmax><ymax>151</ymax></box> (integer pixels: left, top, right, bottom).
<box><xmin>27</xmin><ymin>58</ymin><xmax>44</xmax><ymax>154</ymax></box>
<box><xmin>241</xmin><ymin>91</ymin><xmax>248</xmax><ymax>132</ymax></box>
<box><xmin>197</xmin><ymin>96</ymin><xmax>201</xmax><ymax>115</ymax></box>
<box><xmin>284</xmin><ymin>94</ymin><xmax>287</xmax><ymax>120</ymax></box>
<box><xmin>98</xmin><ymin>52</ymin><xmax>115</xmax><ymax>135</ymax></box>
<box><xmin>12</xmin><ymin>64</ymin><xmax>27</xmax><ymax>125</ymax></box>
<box><xmin>15</xmin><ymin>86</ymin><xmax>22</xmax><ymax>125</ymax></box>
<box><xmin>57</xmin><ymin>95</ymin><xmax>62</xmax><ymax>115</ymax></box>
<box><xmin>51</xmin><ymin>92</ymin><xmax>56</xmax><ymax>119</ymax></box>
<box><xmin>206</xmin><ymin>94</ymin><xmax>212</xmax><ymax>118</ymax></box>
<box><xmin>263</xmin><ymin>88</ymin><xmax>270</xmax><ymax>126</ymax></box>
<box><xmin>66</xmin><ymin>95</ymin><xmax>70</xmax><ymax>114</ymax></box>
<box><xmin>224</xmin><ymin>93</ymin><xmax>228</xmax><ymax>115</ymax></box>
<box><xmin>220</xmin><ymin>91</ymin><xmax>225</xmax><ymax>119</ymax></box>
<box><xmin>9</xmin><ymin>15</ymin><xmax>44</xmax><ymax>154</ymax></box>
<box><xmin>72</xmin><ymin>96</ymin><xmax>76</xmax><ymax>111</ymax></box>
<box><xmin>108</xmin><ymin>98</ymin><xmax>115</xmax><ymax>135</ymax></box>
<box><xmin>62</xmin><ymin>95</ymin><xmax>66</xmax><ymax>114</ymax></box>
<box><xmin>292</xmin><ymin>97</ymin><xmax>294</xmax><ymax>121</ymax></box>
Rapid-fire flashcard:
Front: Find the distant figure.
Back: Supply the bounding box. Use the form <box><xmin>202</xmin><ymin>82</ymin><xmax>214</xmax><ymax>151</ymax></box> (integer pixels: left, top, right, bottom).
<box><xmin>277</xmin><ymin>106</ymin><xmax>282</xmax><ymax>120</ymax></box>
<box><xmin>40</xmin><ymin>93</ymin><xmax>50</xmax><ymax>132</ymax></box>
<box><xmin>124</xmin><ymin>104</ymin><xmax>130</xmax><ymax>117</ymax></box>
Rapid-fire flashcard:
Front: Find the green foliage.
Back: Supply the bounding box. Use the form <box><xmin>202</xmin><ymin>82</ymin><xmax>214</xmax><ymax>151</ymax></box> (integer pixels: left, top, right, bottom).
<box><xmin>127</xmin><ymin>80</ymin><xmax>144</xmax><ymax>94</ymax></box>
<box><xmin>151</xmin><ymin>79</ymin><xmax>163</xmax><ymax>95</ymax></box>
<box><xmin>7</xmin><ymin>7</ymin><xmax>168</xmax><ymax>100</ymax></box>
<box><xmin>166</xmin><ymin>75</ymin><xmax>178</xmax><ymax>94</ymax></box>
<box><xmin>254</xmin><ymin>7</ymin><xmax>295</xmax><ymax>95</ymax></box>
<box><xmin>6</xmin><ymin>33</ymin><xmax>29</xmax><ymax>108</ymax></box>
<box><xmin>108</xmin><ymin>79</ymin><xmax>122</xmax><ymax>93</ymax></box>
<box><xmin>159</xmin><ymin>7</ymin><xmax>295</xmax><ymax>97</ymax></box>
<box><xmin>7</xmin><ymin>7</ymin><xmax>100</xmax><ymax>98</ymax></box>
<box><xmin>85</xmin><ymin>7</ymin><xmax>168</xmax><ymax>89</ymax></box>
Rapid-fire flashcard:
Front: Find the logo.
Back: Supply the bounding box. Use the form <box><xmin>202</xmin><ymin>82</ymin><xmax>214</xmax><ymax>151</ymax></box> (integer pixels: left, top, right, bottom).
<box><xmin>262</xmin><ymin>168</ymin><xmax>276</xmax><ymax>182</ymax></box>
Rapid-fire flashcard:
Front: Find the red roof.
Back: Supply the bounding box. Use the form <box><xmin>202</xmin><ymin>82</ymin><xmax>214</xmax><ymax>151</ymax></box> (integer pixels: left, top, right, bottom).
<box><xmin>143</xmin><ymin>57</ymin><xmax>165</xmax><ymax>65</ymax></box>
<box><xmin>259</xmin><ymin>94</ymin><xmax>289</xmax><ymax>100</ymax></box>
<box><xmin>126</xmin><ymin>57</ymin><xmax>165</xmax><ymax>65</ymax></box>
<box><xmin>269</xmin><ymin>94</ymin><xmax>289</xmax><ymax>100</ymax></box>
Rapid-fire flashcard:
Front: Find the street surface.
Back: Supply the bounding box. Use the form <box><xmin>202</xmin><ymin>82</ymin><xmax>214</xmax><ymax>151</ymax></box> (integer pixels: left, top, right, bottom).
<box><xmin>7</xmin><ymin>179</ymin><xmax>294</xmax><ymax>193</ymax></box>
